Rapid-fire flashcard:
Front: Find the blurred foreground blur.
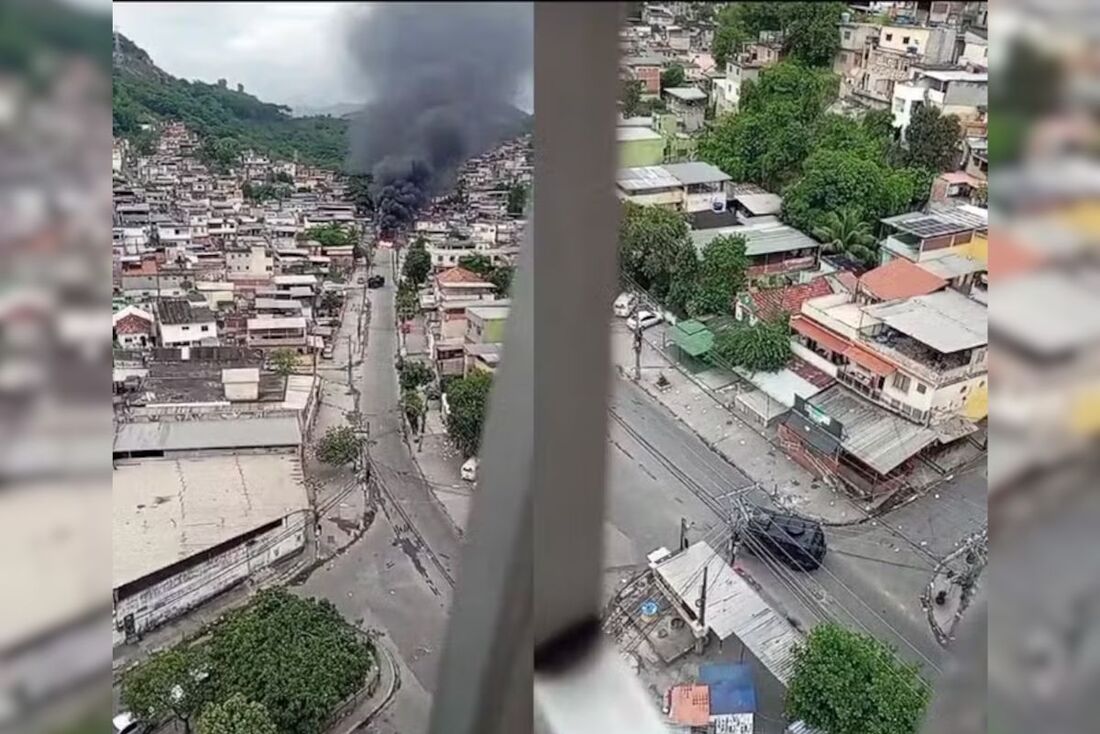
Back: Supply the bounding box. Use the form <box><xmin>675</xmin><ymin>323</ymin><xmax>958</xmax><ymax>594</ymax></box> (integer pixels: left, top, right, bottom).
<box><xmin>972</xmin><ymin>2</ymin><xmax>1100</xmax><ymax>734</ymax></box>
<box><xmin>0</xmin><ymin>0</ymin><xmax>112</xmax><ymax>732</ymax></box>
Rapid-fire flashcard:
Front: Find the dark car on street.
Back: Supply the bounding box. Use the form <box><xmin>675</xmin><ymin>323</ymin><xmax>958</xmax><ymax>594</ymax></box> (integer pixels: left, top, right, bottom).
<box><xmin>367</xmin><ymin>274</ymin><xmax>385</xmax><ymax>289</ymax></box>
<box><xmin>743</xmin><ymin>509</ymin><xmax>827</xmax><ymax>571</ymax></box>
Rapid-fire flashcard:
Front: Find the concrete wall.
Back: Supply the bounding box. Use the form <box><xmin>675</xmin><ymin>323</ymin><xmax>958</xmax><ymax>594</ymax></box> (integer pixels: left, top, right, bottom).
<box><xmin>113</xmin><ymin>511</ymin><xmax>308</xmax><ymax>642</ymax></box>
<box><xmin>618</xmin><ymin>137</ymin><xmax>665</xmax><ymax>168</ymax></box>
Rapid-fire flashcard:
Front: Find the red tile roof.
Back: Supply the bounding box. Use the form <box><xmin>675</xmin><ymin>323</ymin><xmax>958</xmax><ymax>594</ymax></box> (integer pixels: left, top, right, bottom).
<box><xmin>114</xmin><ymin>313</ymin><xmax>154</xmax><ymax>335</ymax></box>
<box><xmin>436</xmin><ymin>266</ymin><xmax>491</xmax><ymax>285</ymax></box>
<box><xmin>858</xmin><ymin>259</ymin><xmax>947</xmax><ymax>301</ymax></box>
<box><xmin>748</xmin><ymin>278</ymin><xmax>834</xmax><ymax>321</ymax></box>
<box><xmin>844</xmin><ymin>343</ymin><xmax>896</xmax><ymax>376</ymax></box>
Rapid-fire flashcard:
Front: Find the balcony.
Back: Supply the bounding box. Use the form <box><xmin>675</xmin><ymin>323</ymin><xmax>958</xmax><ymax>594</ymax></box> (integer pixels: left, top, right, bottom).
<box><xmin>861</xmin><ymin>330</ymin><xmax>983</xmax><ymax>388</ymax></box>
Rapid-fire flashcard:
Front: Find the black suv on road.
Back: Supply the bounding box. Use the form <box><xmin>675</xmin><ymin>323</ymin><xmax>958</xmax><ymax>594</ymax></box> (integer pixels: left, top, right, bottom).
<box><xmin>367</xmin><ymin>274</ymin><xmax>385</xmax><ymax>289</ymax></box>
<box><xmin>743</xmin><ymin>509</ymin><xmax>827</xmax><ymax>571</ymax></box>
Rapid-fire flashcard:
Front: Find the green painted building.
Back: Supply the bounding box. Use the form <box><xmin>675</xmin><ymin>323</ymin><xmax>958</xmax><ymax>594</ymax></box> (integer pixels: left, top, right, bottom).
<box><xmin>617</xmin><ymin>126</ymin><xmax>665</xmax><ymax>167</ymax></box>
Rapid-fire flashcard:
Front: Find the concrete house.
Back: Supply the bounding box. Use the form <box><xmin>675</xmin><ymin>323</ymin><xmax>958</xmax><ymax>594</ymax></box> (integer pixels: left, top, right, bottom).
<box><xmin>156</xmin><ymin>299</ymin><xmax>218</xmax><ymax>347</ymax></box>
<box><xmin>662</xmin><ymin>87</ymin><xmax>707</xmax><ymax>133</ymax></box>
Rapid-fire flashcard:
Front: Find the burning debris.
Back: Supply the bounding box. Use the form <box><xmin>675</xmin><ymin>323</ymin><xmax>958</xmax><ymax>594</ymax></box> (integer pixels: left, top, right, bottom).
<box><xmin>343</xmin><ymin>2</ymin><xmax>532</xmax><ymax>234</ymax></box>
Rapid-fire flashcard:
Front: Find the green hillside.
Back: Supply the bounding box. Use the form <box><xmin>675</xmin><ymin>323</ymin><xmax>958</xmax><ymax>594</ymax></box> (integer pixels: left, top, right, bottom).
<box><xmin>112</xmin><ymin>33</ymin><xmax>348</xmax><ymax>170</ymax></box>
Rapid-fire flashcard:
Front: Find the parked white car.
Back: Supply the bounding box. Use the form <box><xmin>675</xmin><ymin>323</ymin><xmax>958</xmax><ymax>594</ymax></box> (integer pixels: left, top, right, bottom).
<box><xmin>112</xmin><ymin>712</ymin><xmax>147</xmax><ymax>734</ymax></box>
<box><xmin>461</xmin><ymin>457</ymin><xmax>479</xmax><ymax>482</ymax></box>
<box><xmin>626</xmin><ymin>310</ymin><xmax>663</xmax><ymax>332</ymax></box>
<box><xmin>613</xmin><ymin>292</ymin><xmax>637</xmax><ymax>318</ymax></box>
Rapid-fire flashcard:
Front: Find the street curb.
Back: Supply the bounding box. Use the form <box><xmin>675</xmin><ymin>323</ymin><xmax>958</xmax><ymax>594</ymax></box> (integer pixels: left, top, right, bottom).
<box><xmin>334</xmin><ymin>637</ymin><xmax>401</xmax><ymax>734</ymax></box>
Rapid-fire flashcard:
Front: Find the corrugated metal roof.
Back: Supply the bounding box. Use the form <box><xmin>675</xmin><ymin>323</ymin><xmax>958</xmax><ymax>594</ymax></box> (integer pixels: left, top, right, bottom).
<box><xmin>616</xmin><ymin>126</ymin><xmax>663</xmax><ymax>142</ymax></box>
<box><xmin>654</xmin><ymin>542</ymin><xmax>802</xmax><ymax>684</ymax></box>
<box><xmin>663</xmin><ymin>161</ymin><xmax>731</xmax><ymax>186</ymax></box>
<box><xmin>865</xmin><ymin>289</ymin><xmax>987</xmax><ymax>353</ymax></box>
<box><xmin>664</xmin><ymin>86</ymin><xmax>708</xmax><ymax>101</ymax></box>
<box><xmin>693</xmin><ymin>224</ymin><xmax>819</xmax><ymax>257</ymax></box>
<box><xmin>617</xmin><ymin>166</ymin><xmax>681</xmax><ymax>191</ymax></box>
<box><xmin>807</xmin><ymin>385</ymin><xmax>939</xmax><ymax>475</ymax></box>
<box><xmin>734</xmin><ymin>192</ymin><xmax>782</xmax><ymax>215</ymax></box>
<box><xmin>114</xmin><ymin>415</ymin><xmax>301</xmax><ymax>453</ymax></box>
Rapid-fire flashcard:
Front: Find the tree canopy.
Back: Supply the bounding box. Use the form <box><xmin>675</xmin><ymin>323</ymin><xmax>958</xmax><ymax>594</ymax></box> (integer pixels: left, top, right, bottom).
<box><xmin>445</xmin><ymin>370</ymin><xmax>493</xmax><ymax>458</ymax></box>
<box><xmin>114</xmin><ymin>35</ymin><xmax>348</xmax><ymax>169</ymax></box>
<box><xmin>315</xmin><ymin>425</ymin><xmax>362</xmax><ymax>467</ymax></box>
<box><xmin>121</xmin><ymin>646</ymin><xmax>213</xmax><ymax>734</ymax></box>
<box><xmin>711</xmin><ymin>2</ymin><xmax>846</xmax><ymax>69</ymax></box>
<box><xmin>618</xmin><ymin>202</ymin><xmax>698</xmax><ymax>315</ymax></box>
<box><xmin>812</xmin><ymin>208</ymin><xmax>878</xmax><ymax>266</ymax></box>
<box><xmin>698</xmin><ymin>63</ymin><xmax>837</xmax><ymax>191</ymax></box>
<box><xmin>902</xmin><ymin>105</ymin><xmax>963</xmax><ymax>172</ymax></box>
<box><xmin>786</xmin><ymin>623</ymin><xmax>929</xmax><ymax>734</ymax></box>
<box><xmin>689</xmin><ymin>234</ymin><xmax>748</xmax><ymax>317</ymax></box>
<box><xmin>270</xmin><ymin>348</ymin><xmax>299</xmax><ymax>377</ymax></box>
<box><xmin>304</xmin><ymin>224</ymin><xmax>353</xmax><ymax>247</ymax></box>
<box><xmin>713</xmin><ymin>317</ymin><xmax>792</xmax><ymax>373</ymax></box>
<box><xmin>506</xmin><ymin>182</ymin><xmax>529</xmax><ymax>216</ymax></box>
<box><xmin>402</xmin><ymin>237</ymin><xmax>432</xmax><ymax>286</ymax></box>
<box><xmin>198</xmin><ymin>694</ymin><xmax>278</xmax><ymax>734</ymax></box>
<box><xmin>660</xmin><ymin>63</ymin><xmax>686</xmax><ymax>90</ymax></box>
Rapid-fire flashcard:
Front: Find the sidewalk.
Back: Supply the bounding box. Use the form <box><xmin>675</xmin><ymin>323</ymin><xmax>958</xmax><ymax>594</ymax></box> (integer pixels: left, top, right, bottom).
<box><xmin>411</xmin><ymin>407</ymin><xmax>472</xmax><ymax>534</ymax></box>
<box><xmin>609</xmin><ymin>321</ymin><xmax>866</xmax><ymax>524</ymax></box>
<box><xmin>309</xmin><ymin>262</ymin><xmax>373</xmax><ymax>559</ymax></box>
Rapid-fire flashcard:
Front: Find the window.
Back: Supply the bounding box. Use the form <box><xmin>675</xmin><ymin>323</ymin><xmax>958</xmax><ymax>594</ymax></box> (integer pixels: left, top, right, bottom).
<box><xmin>903</xmin><ymin>36</ymin><xmax>910</xmax><ymax>44</ymax></box>
<box><xmin>916</xmin><ymin>382</ymin><xmax>927</xmax><ymax>394</ymax></box>
<box><xmin>844</xmin><ymin>30</ymin><xmax>852</xmax><ymax>41</ymax></box>
<box><xmin>201</xmin><ymin>325</ymin><xmax>209</xmax><ymax>332</ymax></box>
<box><xmin>885</xmin><ymin>32</ymin><xmax>893</xmax><ymax>41</ymax></box>
<box><xmin>892</xmin><ymin>373</ymin><xmax>911</xmax><ymax>392</ymax></box>
<box><xmin>181</xmin><ymin>325</ymin><xmax>190</xmax><ymax>331</ymax></box>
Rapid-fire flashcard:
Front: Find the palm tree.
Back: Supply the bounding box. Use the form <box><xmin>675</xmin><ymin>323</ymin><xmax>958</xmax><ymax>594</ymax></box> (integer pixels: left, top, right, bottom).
<box><xmin>812</xmin><ymin>208</ymin><xmax>878</xmax><ymax>266</ymax></box>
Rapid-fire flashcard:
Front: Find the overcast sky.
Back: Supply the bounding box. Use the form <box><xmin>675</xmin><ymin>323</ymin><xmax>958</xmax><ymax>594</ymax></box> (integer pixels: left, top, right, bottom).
<box><xmin>111</xmin><ymin>2</ymin><xmax>533</xmax><ymax>113</ymax></box>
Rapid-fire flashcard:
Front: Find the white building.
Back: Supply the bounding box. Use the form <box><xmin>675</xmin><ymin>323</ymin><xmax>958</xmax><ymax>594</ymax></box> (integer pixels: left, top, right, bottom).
<box><xmin>226</xmin><ymin>244</ymin><xmax>275</xmax><ymax>279</ymax></box>
<box><xmin>112</xmin><ymin>452</ymin><xmax>310</xmax><ymax>641</ymax></box>
<box><xmin>156</xmin><ymin>299</ymin><xmax>218</xmax><ymax>347</ymax></box>
<box><xmin>616</xmin><ymin>162</ymin><xmax>732</xmax><ymax>213</ymax></box>
<box><xmin>892</xmin><ymin>68</ymin><xmax>988</xmax><ymax>135</ymax></box>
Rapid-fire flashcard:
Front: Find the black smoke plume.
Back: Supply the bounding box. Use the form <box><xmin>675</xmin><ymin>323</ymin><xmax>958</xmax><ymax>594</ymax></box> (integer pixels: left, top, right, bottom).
<box><xmin>344</xmin><ymin>3</ymin><xmax>533</xmax><ymax>233</ymax></box>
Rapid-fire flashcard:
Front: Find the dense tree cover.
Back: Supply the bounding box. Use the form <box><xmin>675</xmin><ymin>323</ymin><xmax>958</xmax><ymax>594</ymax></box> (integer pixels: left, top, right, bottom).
<box><xmin>902</xmin><ymin>105</ymin><xmax>963</xmax><ymax>172</ymax></box>
<box><xmin>660</xmin><ymin>63</ymin><xmax>686</xmax><ymax>90</ymax></box>
<box><xmin>402</xmin><ymin>237</ymin><xmax>432</xmax><ymax>286</ymax></box>
<box><xmin>114</xmin><ymin>36</ymin><xmax>348</xmax><ymax>169</ymax></box>
<box><xmin>315</xmin><ymin>425</ymin><xmax>362</xmax><ymax>467</ymax></box>
<box><xmin>618</xmin><ymin>202</ymin><xmax>698</xmax><ymax>315</ymax></box>
<box><xmin>121</xmin><ymin>646</ymin><xmax>212</xmax><ymax>734</ymax></box>
<box><xmin>713</xmin><ymin>316</ymin><xmax>792</xmax><ymax>373</ymax></box>
<box><xmin>787</xmin><ymin>623</ymin><xmax>929</xmax><ymax>734</ymax></box>
<box><xmin>201</xmin><ymin>590</ymin><xmax>372</xmax><ymax>734</ymax></box>
<box><xmin>198</xmin><ymin>694</ymin><xmax>278</xmax><ymax>734</ymax></box>
<box><xmin>445</xmin><ymin>370</ymin><xmax>493</xmax><ymax>458</ymax></box>
<box><xmin>811</xmin><ymin>208</ymin><xmax>878</xmax><ymax>266</ymax></box>
<box><xmin>783</xmin><ymin>148</ymin><xmax>931</xmax><ymax>236</ymax></box>
<box><xmin>242</xmin><ymin>181</ymin><xmax>291</xmax><ymax>203</ymax></box>
<box><xmin>698</xmin><ymin>63</ymin><xmax>838</xmax><ymax>191</ymax></box>
<box><xmin>711</xmin><ymin>2</ymin><xmax>846</xmax><ymax>69</ymax></box>
<box><xmin>689</xmin><ymin>234</ymin><xmax>748</xmax><ymax>317</ymax></box>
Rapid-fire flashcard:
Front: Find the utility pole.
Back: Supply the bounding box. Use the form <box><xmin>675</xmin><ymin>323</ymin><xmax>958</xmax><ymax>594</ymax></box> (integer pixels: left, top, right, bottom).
<box><xmin>630</xmin><ymin>294</ymin><xmax>642</xmax><ymax>381</ymax></box>
<box><xmin>346</xmin><ymin>334</ymin><xmax>353</xmax><ymax>386</ymax></box>
<box><xmin>679</xmin><ymin>517</ymin><xmax>688</xmax><ymax>551</ymax></box>
<box><xmin>695</xmin><ymin>566</ymin><xmax>709</xmax><ymax>653</ymax></box>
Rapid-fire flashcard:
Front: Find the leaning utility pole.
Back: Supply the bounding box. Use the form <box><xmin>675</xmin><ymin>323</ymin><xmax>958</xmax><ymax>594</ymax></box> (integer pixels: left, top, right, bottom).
<box><xmin>695</xmin><ymin>566</ymin><xmax>709</xmax><ymax>653</ymax></box>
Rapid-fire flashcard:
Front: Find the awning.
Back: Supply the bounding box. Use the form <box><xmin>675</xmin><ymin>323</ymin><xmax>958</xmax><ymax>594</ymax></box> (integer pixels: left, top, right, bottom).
<box><xmin>790</xmin><ymin>316</ymin><xmax>849</xmax><ymax>355</ymax></box>
<box><xmin>843</xmin><ymin>344</ymin><xmax>895</xmax><ymax>376</ymax></box>
<box><xmin>671</xmin><ymin>319</ymin><xmax>714</xmax><ymax>357</ymax></box>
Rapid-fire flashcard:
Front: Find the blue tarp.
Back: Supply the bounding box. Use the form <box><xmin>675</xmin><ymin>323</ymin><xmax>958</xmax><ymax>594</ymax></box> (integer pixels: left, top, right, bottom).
<box><xmin>699</xmin><ymin>663</ymin><xmax>757</xmax><ymax>715</ymax></box>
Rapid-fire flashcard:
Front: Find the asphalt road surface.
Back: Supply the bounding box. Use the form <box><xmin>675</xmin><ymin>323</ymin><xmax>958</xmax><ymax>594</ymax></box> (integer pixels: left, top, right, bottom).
<box><xmin>603</xmin><ymin>376</ymin><xmax>987</xmax><ymax>677</ymax></box>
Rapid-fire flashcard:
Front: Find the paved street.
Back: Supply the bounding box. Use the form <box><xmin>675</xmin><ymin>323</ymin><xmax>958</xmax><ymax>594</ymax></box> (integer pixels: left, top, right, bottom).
<box><xmin>295</xmin><ymin>249</ymin><xmax>464</xmax><ymax>733</ymax></box>
<box><xmin>603</xmin><ymin>372</ymin><xmax>986</xmax><ymax>677</ymax></box>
